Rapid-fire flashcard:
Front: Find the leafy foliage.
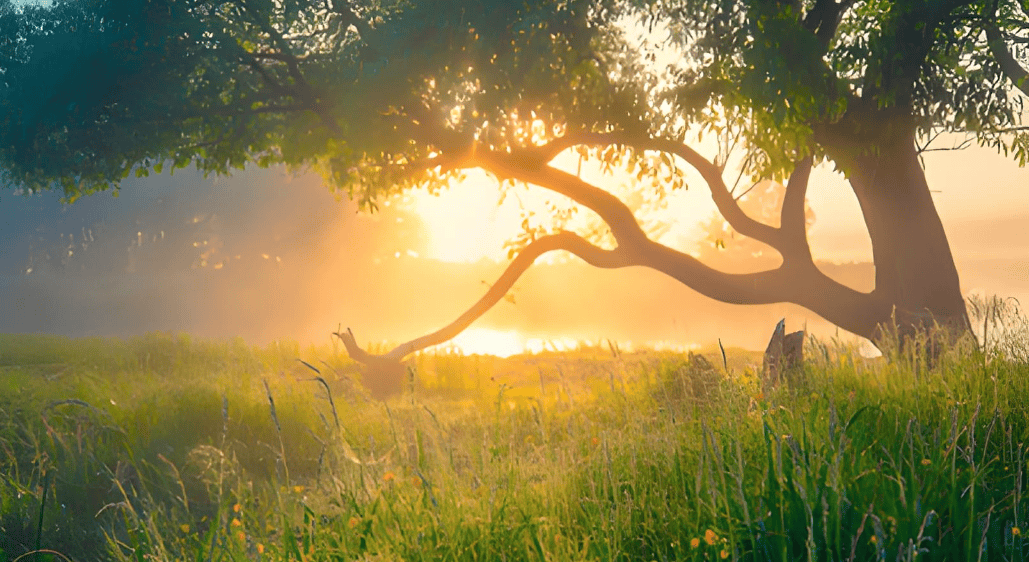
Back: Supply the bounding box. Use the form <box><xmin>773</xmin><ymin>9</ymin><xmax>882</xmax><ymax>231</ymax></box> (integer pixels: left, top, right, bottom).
<box><xmin>649</xmin><ymin>0</ymin><xmax>1028</xmax><ymax>178</ymax></box>
<box><xmin>1</xmin><ymin>0</ymin><xmax>1025</xmax><ymax>201</ymax></box>
<box><xmin>0</xmin><ymin>0</ymin><xmax>638</xmax><ymax>203</ymax></box>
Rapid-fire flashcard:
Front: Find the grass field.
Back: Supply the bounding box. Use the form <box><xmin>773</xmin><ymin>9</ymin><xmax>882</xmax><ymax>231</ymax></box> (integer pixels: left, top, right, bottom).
<box><xmin>1</xmin><ymin>303</ymin><xmax>1028</xmax><ymax>561</ymax></box>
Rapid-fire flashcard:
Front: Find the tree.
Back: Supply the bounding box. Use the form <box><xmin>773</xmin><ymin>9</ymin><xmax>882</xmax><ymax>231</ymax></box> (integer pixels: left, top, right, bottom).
<box><xmin>2</xmin><ymin>0</ymin><xmax>1027</xmax><ymax>375</ymax></box>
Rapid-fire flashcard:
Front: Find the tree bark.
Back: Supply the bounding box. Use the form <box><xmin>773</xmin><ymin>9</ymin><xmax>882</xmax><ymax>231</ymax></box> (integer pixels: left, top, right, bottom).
<box><xmin>846</xmin><ymin>132</ymin><xmax>971</xmax><ymax>341</ymax></box>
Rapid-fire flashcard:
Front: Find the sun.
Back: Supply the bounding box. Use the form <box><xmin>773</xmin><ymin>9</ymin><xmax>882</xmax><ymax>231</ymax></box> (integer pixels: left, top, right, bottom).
<box><xmin>401</xmin><ymin>153</ymin><xmax>717</xmax><ymax>263</ymax></box>
<box><xmin>400</xmin><ymin>170</ymin><xmax>519</xmax><ymax>263</ymax></box>
<box><xmin>432</xmin><ymin>328</ymin><xmax>525</xmax><ymax>357</ymax></box>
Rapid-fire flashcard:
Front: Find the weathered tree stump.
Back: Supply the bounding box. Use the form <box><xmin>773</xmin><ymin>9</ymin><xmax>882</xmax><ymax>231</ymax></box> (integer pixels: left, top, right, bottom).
<box><xmin>335</xmin><ymin>328</ymin><xmax>408</xmax><ymax>399</ymax></box>
<box><xmin>762</xmin><ymin>318</ymin><xmax>804</xmax><ymax>393</ymax></box>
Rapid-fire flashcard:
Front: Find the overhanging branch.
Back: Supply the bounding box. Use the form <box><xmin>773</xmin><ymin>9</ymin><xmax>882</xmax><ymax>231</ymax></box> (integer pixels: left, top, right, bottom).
<box><xmin>523</xmin><ymin>131</ymin><xmax>784</xmax><ymax>251</ymax></box>
<box><xmin>473</xmin><ymin>149</ymin><xmax>649</xmax><ymax>246</ymax></box>
<box><xmin>337</xmin><ymin>232</ymin><xmax>631</xmax><ymax>363</ymax></box>
<box><xmin>637</xmin><ymin>241</ymin><xmax>884</xmax><ymax>337</ymax></box>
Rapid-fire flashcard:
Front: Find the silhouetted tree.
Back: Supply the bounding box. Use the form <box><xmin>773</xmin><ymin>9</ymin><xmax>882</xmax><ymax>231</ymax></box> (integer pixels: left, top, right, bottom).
<box><xmin>2</xmin><ymin>0</ymin><xmax>1026</xmax><ymax>374</ymax></box>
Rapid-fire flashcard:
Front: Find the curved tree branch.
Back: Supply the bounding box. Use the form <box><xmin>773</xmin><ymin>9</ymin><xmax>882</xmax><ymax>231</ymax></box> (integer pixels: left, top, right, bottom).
<box><xmin>339</xmin><ymin>162</ymin><xmax>881</xmax><ymax>370</ymax></box>
<box><xmin>343</xmin><ymin>129</ymin><xmax>880</xmax><ymax>362</ymax></box>
<box><xmin>337</xmin><ymin>232</ymin><xmax>632</xmax><ymax>364</ymax></box>
<box><xmin>652</xmin><ymin>138</ymin><xmax>784</xmax><ymax>248</ymax></box>
<box><xmin>635</xmin><ymin>241</ymin><xmax>884</xmax><ymax>337</ymax></box>
<box><xmin>519</xmin><ymin>131</ymin><xmax>785</xmax><ymax>251</ymax></box>
<box><xmin>473</xmin><ymin>149</ymin><xmax>650</xmax><ymax>246</ymax></box>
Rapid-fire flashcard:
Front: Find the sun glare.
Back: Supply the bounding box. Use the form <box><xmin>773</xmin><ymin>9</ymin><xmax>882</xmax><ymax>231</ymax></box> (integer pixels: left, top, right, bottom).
<box><xmin>425</xmin><ymin>328</ymin><xmax>701</xmax><ymax>357</ymax></box>
<box><xmin>433</xmin><ymin>328</ymin><xmax>525</xmax><ymax>357</ymax></box>
<box><xmin>429</xmin><ymin>328</ymin><xmax>589</xmax><ymax>357</ymax></box>
<box><xmin>403</xmin><ymin>154</ymin><xmax>717</xmax><ymax>263</ymax></box>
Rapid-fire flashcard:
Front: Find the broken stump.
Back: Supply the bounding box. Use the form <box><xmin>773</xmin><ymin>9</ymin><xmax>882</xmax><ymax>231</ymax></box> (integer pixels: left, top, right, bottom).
<box><xmin>762</xmin><ymin>318</ymin><xmax>804</xmax><ymax>393</ymax></box>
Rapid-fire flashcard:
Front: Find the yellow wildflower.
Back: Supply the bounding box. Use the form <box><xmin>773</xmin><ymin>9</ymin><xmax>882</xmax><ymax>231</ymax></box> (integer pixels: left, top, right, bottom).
<box><xmin>257</xmin><ymin>543</ymin><xmax>265</xmax><ymax>554</ymax></box>
<box><xmin>231</xmin><ymin>518</ymin><xmax>242</xmax><ymax>527</ymax></box>
<box><xmin>233</xmin><ymin>503</ymin><xmax>241</xmax><ymax>513</ymax></box>
<box><xmin>705</xmin><ymin>529</ymin><xmax>718</xmax><ymax>546</ymax></box>
<box><xmin>1013</xmin><ymin>526</ymin><xmax>1022</xmax><ymax>537</ymax></box>
<box><xmin>690</xmin><ymin>538</ymin><xmax>701</xmax><ymax>548</ymax></box>
<box><xmin>348</xmin><ymin>517</ymin><xmax>359</xmax><ymax>529</ymax></box>
<box><xmin>720</xmin><ymin>549</ymin><xmax>729</xmax><ymax>559</ymax></box>
<box><xmin>293</xmin><ymin>485</ymin><xmax>305</xmax><ymax>494</ymax></box>
<box><xmin>179</xmin><ymin>524</ymin><xmax>190</xmax><ymax>533</ymax></box>
<box><xmin>921</xmin><ymin>459</ymin><xmax>932</xmax><ymax>466</ymax></box>
<box><xmin>383</xmin><ymin>471</ymin><xmax>396</xmax><ymax>483</ymax></box>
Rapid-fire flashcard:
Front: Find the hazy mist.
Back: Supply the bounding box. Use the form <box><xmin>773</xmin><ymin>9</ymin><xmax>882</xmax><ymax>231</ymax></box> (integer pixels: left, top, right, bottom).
<box><xmin>1</xmin><ymin>163</ymin><xmax>1026</xmax><ymax>352</ymax></box>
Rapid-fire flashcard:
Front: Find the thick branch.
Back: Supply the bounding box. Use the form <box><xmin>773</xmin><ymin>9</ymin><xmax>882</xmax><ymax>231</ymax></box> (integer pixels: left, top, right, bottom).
<box><xmin>340</xmin><ymin>224</ymin><xmax>882</xmax><ymax>370</ymax></box>
<box><xmin>407</xmin><ymin>129</ymin><xmax>778</xmax><ymax>251</ymax></box>
<box><xmin>526</xmin><ymin>131</ymin><xmax>784</xmax><ymax>250</ymax></box>
<box><xmin>985</xmin><ymin>23</ymin><xmax>1029</xmax><ymax>96</ymax></box>
<box><xmin>780</xmin><ymin>156</ymin><xmax>813</xmax><ymax>261</ymax></box>
<box><xmin>239</xmin><ymin>55</ymin><xmax>295</xmax><ymax>98</ymax></box>
<box><xmin>337</xmin><ymin>232</ymin><xmax>631</xmax><ymax>363</ymax></box>
<box><xmin>473</xmin><ymin>149</ymin><xmax>650</xmax><ymax>246</ymax></box>
<box><xmin>636</xmin><ymin>241</ymin><xmax>884</xmax><ymax>337</ymax></box>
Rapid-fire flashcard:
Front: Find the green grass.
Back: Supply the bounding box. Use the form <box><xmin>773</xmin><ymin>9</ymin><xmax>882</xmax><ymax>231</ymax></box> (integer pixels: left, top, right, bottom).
<box><xmin>0</xmin><ymin>319</ymin><xmax>1026</xmax><ymax>561</ymax></box>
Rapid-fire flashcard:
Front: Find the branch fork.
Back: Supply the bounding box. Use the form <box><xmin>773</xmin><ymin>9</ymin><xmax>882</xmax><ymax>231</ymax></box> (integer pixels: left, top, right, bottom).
<box><xmin>337</xmin><ymin>132</ymin><xmax>877</xmax><ymax>376</ymax></box>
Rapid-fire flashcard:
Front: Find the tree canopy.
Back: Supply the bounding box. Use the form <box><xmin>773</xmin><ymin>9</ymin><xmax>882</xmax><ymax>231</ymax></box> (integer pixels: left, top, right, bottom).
<box><xmin>1</xmin><ymin>0</ymin><xmax>1025</xmax><ymax>196</ymax></box>
<box><xmin>2</xmin><ymin>0</ymin><xmax>1027</xmax><ymax>359</ymax></box>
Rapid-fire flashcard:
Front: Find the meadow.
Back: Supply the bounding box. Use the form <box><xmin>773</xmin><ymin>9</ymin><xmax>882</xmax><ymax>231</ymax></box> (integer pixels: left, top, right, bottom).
<box><xmin>1</xmin><ymin>300</ymin><xmax>1028</xmax><ymax>561</ymax></box>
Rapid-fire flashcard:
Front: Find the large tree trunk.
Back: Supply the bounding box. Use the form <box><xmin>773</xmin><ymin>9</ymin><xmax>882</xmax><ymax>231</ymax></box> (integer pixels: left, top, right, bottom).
<box><xmin>847</xmin><ymin>132</ymin><xmax>971</xmax><ymax>343</ymax></box>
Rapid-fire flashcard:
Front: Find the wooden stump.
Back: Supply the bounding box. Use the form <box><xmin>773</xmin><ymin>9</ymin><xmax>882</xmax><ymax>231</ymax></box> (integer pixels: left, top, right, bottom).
<box><xmin>762</xmin><ymin>318</ymin><xmax>804</xmax><ymax>393</ymax></box>
<box><xmin>336</xmin><ymin>328</ymin><xmax>408</xmax><ymax>399</ymax></box>
<box><xmin>361</xmin><ymin>358</ymin><xmax>408</xmax><ymax>400</ymax></box>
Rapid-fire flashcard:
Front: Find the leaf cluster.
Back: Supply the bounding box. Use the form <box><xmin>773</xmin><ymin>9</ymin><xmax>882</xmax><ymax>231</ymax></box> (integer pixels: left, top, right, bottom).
<box><xmin>645</xmin><ymin>0</ymin><xmax>1028</xmax><ymax>178</ymax></box>
<box><xmin>0</xmin><ymin>0</ymin><xmax>643</xmax><ymax>204</ymax></box>
<box><xmin>1</xmin><ymin>0</ymin><xmax>1026</xmax><ymax>204</ymax></box>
